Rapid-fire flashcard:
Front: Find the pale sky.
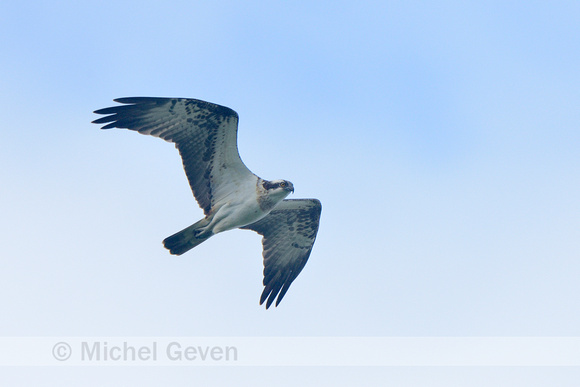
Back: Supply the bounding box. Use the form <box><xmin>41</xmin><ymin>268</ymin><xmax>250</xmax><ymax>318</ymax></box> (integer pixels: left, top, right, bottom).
<box><xmin>1</xmin><ymin>1</ymin><xmax>579</xmax><ymax>385</ymax></box>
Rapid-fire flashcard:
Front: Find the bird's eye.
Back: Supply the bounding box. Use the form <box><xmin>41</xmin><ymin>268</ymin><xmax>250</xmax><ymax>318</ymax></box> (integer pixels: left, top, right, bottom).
<box><xmin>280</xmin><ymin>182</ymin><xmax>286</xmax><ymax>187</ymax></box>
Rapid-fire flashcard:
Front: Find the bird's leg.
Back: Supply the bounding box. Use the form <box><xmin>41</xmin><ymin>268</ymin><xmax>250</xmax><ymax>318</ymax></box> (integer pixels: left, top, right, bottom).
<box><xmin>194</xmin><ymin>203</ymin><xmax>231</xmax><ymax>237</ymax></box>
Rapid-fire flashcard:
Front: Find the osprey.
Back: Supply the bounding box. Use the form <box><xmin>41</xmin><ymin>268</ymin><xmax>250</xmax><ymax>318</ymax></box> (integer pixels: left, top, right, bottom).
<box><xmin>93</xmin><ymin>97</ymin><xmax>322</xmax><ymax>308</ymax></box>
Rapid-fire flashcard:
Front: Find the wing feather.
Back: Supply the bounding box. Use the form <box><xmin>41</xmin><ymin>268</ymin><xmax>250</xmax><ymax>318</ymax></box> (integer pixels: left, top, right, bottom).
<box><xmin>242</xmin><ymin>199</ymin><xmax>322</xmax><ymax>308</ymax></box>
<box><xmin>93</xmin><ymin>97</ymin><xmax>255</xmax><ymax>215</ymax></box>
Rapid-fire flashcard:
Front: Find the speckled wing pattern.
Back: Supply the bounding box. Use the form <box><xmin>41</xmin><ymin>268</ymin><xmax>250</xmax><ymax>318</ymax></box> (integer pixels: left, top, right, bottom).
<box><xmin>92</xmin><ymin>97</ymin><xmax>254</xmax><ymax>215</ymax></box>
<box><xmin>242</xmin><ymin>199</ymin><xmax>322</xmax><ymax>308</ymax></box>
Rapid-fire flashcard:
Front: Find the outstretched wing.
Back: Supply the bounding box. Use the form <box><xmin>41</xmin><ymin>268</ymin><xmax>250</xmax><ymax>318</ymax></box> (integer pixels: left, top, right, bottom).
<box><xmin>242</xmin><ymin>199</ymin><xmax>322</xmax><ymax>308</ymax></box>
<box><xmin>92</xmin><ymin>97</ymin><xmax>255</xmax><ymax>215</ymax></box>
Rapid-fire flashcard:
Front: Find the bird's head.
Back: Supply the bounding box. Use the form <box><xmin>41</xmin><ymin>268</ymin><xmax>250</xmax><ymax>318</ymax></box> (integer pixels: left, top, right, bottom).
<box><xmin>278</xmin><ymin>179</ymin><xmax>294</xmax><ymax>194</ymax></box>
<box><xmin>263</xmin><ymin>179</ymin><xmax>294</xmax><ymax>198</ymax></box>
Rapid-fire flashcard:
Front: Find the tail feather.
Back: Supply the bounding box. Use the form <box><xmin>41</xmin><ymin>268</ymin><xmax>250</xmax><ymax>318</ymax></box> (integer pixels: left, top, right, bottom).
<box><xmin>163</xmin><ymin>218</ymin><xmax>212</xmax><ymax>255</ymax></box>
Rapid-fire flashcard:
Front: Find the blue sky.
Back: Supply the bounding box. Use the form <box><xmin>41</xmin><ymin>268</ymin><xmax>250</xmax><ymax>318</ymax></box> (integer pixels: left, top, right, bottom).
<box><xmin>1</xmin><ymin>0</ymin><xmax>579</xmax><ymax>385</ymax></box>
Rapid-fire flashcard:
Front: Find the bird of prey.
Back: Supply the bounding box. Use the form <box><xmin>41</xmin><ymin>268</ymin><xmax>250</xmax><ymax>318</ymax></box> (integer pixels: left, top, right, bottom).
<box><xmin>92</xmin><ymin>97</ymin><xmax>322</xmax><ymax>308</ymax></box>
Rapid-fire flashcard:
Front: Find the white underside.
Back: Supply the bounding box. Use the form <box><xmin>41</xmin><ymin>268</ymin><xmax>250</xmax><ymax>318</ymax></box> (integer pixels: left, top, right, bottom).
<box><xmin>198</xmin><ymin>176</ymin><xmax>289</xmax><ymax>235</ymax></box>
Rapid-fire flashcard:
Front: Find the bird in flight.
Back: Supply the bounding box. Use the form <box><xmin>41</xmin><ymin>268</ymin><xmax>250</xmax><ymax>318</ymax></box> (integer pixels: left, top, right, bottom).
<box><xmin>93</xmin><ymin>97</ymin><xmax>322</xmax><ymax>308</ymax></box>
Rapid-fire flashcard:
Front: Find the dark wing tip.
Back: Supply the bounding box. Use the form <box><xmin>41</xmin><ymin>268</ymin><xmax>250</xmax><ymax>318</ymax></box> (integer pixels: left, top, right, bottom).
<box><xmin>259</xmin><ymin>286</ymin><xmax>281</xmax><ymax>309</ymax></box>
<box><xmin>113</xmin><ymin>97</ymin><xmax>171</xmax><ymax>105</ymax></box>
<box><xmin>260</xmin><ymin>272</ymin><xmax>294</xmax><ymax>309</ymax></box>
<box><xmin>113</xmin><ymin>97</ymin><xmax>148</xmax><ymax>104</ymax></box>
<box><xmin>92</xmin><ymin>97</ymin><xmax>170</xmax><ymax>129</ymax></box>
<box><xmin>260</xmin><ymin>291</ymin><xmax>272</xmax><ymax>309</ymax></box>
<box><xmin>260</xmin><ymin>293</ymin><xmax>278</xmax><ymax>310</ymax></box>
<box><xmin>91</xmin><ymin>114</ymin><xmax>118</xmax><ymax>129</ymax></box>
<box><xmin>91</xmin><ymin>112</ymin><xmax>120</xmax><ymax>129</ymax></box>
<box><xmin>91</xmin><ymin>115</ymin><xmax>116</xmax><ymax>123</ymax></box>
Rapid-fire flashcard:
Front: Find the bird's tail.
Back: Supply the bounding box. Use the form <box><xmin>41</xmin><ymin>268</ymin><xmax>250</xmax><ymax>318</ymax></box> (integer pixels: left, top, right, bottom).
<box><xmin>163</xmin><ymin>218</ymin><xmax>212</xmax><ymax>255</ymax></box>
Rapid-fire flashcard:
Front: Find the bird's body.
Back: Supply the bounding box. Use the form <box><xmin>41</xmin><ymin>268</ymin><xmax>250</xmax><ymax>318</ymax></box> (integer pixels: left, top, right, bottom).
<box><xmin>164</xmin><ymin>176</ymin><xmax>294</xmax><ymax>255</ymax></box>
<box><xmin>196</xmin><ymin>177</ymin><xmax>292</xmax><ymax>236</ymax></box>
<box><xmin>93</xmin><ymin>97</ymin><xmax>321</xmax><ymax>308</ymax></box>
